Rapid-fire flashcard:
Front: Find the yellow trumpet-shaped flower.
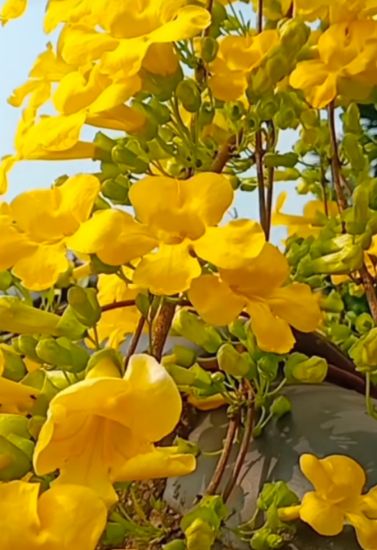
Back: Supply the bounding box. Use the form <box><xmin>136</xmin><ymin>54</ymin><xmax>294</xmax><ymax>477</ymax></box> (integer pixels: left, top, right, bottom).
<box><xmin>56</xmin><ymin>0</ymin><xmax>210</xmax><ymax>76</ymax></box>
<box><xmin>33</xmin><ymin>354</ymin><xmax>196</xmax><ymax>506</ymax></box>
<box><xmin>0</xmin><ymin>174</ymin><xmax>99</xmax><ymax>290</ymax></box>
<box><xmin>189</xmin><ymin>243</ymin><xmax>321</xmax><ymax>353</ymax></box>
<box><xmin>69</xmin><ymin>173</ymin><xmax>265</xmax><ymax>295</ymax></box>
<box><xmin>209</xmin><ymin>31</ymin><xmax>279</xmax><ymax>101</ymax></box>
<box><xmin>0</xmin><ymin>480</ymin><xmax>107</xmax><ymax>550</ymax></box>
<box><xmin>279</xmin><ymin>454</ymin><xmax>377</xmax><ymax>550</ymax></box>
<box><xmin>294</xmin><ymin>0</ymin><xmax>377</xmax><ymax>23</ymax></box>
<box><xmin>290</xmin><ymin>21</ymin><xmax>377</xmax><ymax>108</ymax></box>
<box><xmin>273</xmin><ymin>192</ymin><xmax>339</xmax><ymax>238</ymax></box>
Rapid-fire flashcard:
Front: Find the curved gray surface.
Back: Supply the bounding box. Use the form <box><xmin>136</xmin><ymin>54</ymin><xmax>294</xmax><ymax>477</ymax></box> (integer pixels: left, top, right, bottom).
<box><xmin>164</xmin><ymin>385</ymin><xmax>377</xmax><ymax>549</ymax></box>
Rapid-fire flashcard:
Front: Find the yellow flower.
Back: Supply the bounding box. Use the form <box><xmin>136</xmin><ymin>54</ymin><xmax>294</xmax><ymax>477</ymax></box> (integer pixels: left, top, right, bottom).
<box><xmin>290</xmin><ymin>21</ymin><xmax>377</xmax><ymax>108</ymax></box>
<box><xmin>0</xmin><ymin>0</ymin><xmax>27</xmax><ymax>25</ymax></box>
<box><xmin>94</xmin><ymin>272</ymin><xmax>144</xmax><ymax>348</ymax></box>
<box><xmin>0</xmin><ymin>480</ymin><xmax>106</xmax><ymax>550</ymax></box>
<box><xmin>279</xmin><ymin>454</ymin><xmax>377</xmax><ymax>550</ymax></box>
<box><xmin>33</xmin><ymin>354</ymin><xmax>196</xmax><ymax>506</ymax></box>
<box><xmin>70</xmin><ymin>173</ymin><xmax>266</xmax><ymax>295</ymax></box>
<box><xmin>209</xmin><ymin>31</ymin><xmax>279</xmax><ymax>101</ymax></box>
<box><xmin>189</xmin><ymin>243</ymin><xmax>321</xmax><ymax>354</ymax></box>
<box><xmin>56</xmin><ymin>0</ymin><xmax>210</xmax><ymax>76</ymax></box>
<box><xmin>273</xmin><ymin>192</ymin><xmax>339</xmax><ymax>238</ymax></box>
<box><xmin>294</xmin><ymin>0</ymin><xmax>377</xmax><ymax>23</ymax></box>
<box><xmin>0</xmin><ymin>174</ymin><xmax>99</xmax><ymax>290</ymax></box>
<box><xmin>0</xmin><ymin>113</ymin><xmax>97</xmax><ymax>193</ymax></box>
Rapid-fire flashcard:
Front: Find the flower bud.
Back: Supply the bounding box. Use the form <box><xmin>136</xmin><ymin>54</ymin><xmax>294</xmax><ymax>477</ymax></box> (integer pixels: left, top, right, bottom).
<box><xmin>176</xmin><ymin>79</ymin><xmax>202</xmax><ymax>113</ymax></box>
<box><xmin>198</xmin><ymin>102</ymin><xmax>215</xmax><ymax>127</ymax></box>
<box><xmin>173</xmin><ymin>345</ymin><xmax>197</xmax><ymax>367</ymax></box>
<box><xmin>68</xmin><ymin>286</ymin><xmax>101</xmax><ymax>328</ymax></box>
<box><xmin>0</xmin><ymin>297</ymin><xmax>60</xmax><ymax>336</ymax></box>
<box><xmin>257</xmin><ymin>355</ymin><xmax>280</xmax><ymax>382</ymax></box>
<box><xmin>264</xmin><ymin>152</ymin><xmax>298</xmax><ymax>169</ymax></box>
<box><xmin>148</xmin><ymin>98</ymin><xmax>171</xmax><ymax>124</ymax></box>
<box><xmin>165</xmin><ymin>364</ymin><xmax>196</xmax><ymax>386</ymax></box>
<box><xmin>270</xmin><ymin>395</ymin><xmax>292</xmax><ymax>419</ymax></box>
<box><xmin>111</xmin><ymin>144</ymin><xmax>149</xmax><ymax>173</ymax></box>
<box><xmin>349</xmin><ymin>327</ymin><xmax>377</xmax><ymax>372</ymax></box>
<box><xmin>355</xmin><ymin>313</ymin><xmax>375</xmax><ymax>335</ymax></box>
<box><xmin>101</xmin><ymin>177</ymin><xmax>129</xmax><ymax>203</ymax></box>
<box><xmin>284</xmin><ymin>353</ymin><xmax>328</xmax><ymax>384</ymax></box>
<box><xmin>0</xmin><ymin>345</ymin><xmax>26</xmax><ymax>381</ymax></box>
<box><xmin>94</xmin><ymin>132</ymin><xmax>117</xmax><ymax>153</ymax></box>
<box><xmin>265</xmin><ymin>52</ymin><xmax>291</xmax><ymax>84</ymax></box>
<box><xmin>319</xmin><ymin>290</ymin><xmax>344</xmax><ymax>313</ymax></box>
<box><xmin>201</xmin><ymin>36</ymin><xmax>219</xmax><ymax>63</ymax></box>
<box><xmin>36</xmin><ymin>337</ymin><xmax>89</xmax><ymax>372</ymax></box>
<box><xmin>256</xmin><ymin>95</ymin><xmax>279</xmax><ymax>121</ymax></box>
<box><xmin>184</xmin><ymin>518</ymin><xmax>216</xmax><ymax>550</ymax></box>
<box><xmin>16</xmin><ymin>335</ymin><xmax>41</xmax><ymax>362</ymax></box>
<box><xmin>172</xmin><ymin>310</ymin><xmax>223</xmax><ymax>353</ymax></box>
<box><xmin>280</xmin><ymin>19</ymin><xmax>310</xmax><ymax>55</ymax></box>
<box><xmin>228</xmin><ymin>318</ymin><xmax>247</xmax><ymax>341</ymax></box>
<box><xmin>217</xmin><ymin>343</ymin><xmax>252</xmax><ymax>377</ymax></box>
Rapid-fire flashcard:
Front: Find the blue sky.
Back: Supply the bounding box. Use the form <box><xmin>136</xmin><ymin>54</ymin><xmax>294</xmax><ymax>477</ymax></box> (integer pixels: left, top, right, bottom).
<box><xmin>0</xmin><ymin>2</ymin><xmax>307</xmax><ymax>241</ymax></box>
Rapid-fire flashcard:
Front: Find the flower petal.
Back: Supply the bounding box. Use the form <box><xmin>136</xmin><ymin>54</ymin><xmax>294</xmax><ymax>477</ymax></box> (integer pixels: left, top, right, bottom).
<box><xmin>116</xmin><ymin>447</ymin><xmax>196</xmax><ymax>481</ymax></box>
<box><xmin>11</xmin><ymin>174</ymin><xmax>99</xmax><ymax>241</ymax></box>
<box><xmin>300</xmin><ymin>491</ymin><xmax>344</xmax><ymax>536</ymax></box>
<box><xmin>290</xmin><ymin>60</ymin><xmax>337</xmax><ymax>109</ymax></box>
<box><xmin>220</xmin><ymin>243</ymin><xmax>289</xmax><ymax>297</ymax></box>
<box><xmin>189</xmin><ymin>274</ymin><xmax>246</xmax><ymax>326</ymax></box>
<box><xmin>317</xmin><ymin>455</ymin><xmax>366</xmax><ymax>500</ymax></box>
<box><xmin>123</xmin><ymin>354</ymin><xmax>182</xmax><ymax>441</ymax></box>
<box><xmin>268</xmin><ymin>283</ymin><xmax>322</xmax><ymax>333</ymax></box>
<box><xmin>67</xmin><ymin>209</ymin><xmax>157</xmax><ymax>266</ymax></box>
<box><xmin>0</xmin><ymin>0</ymin><xmax>27</xmax><ymax>24</ymax></box>
<box><xmin>57</xmin><ymin>174</ymin><xmax>100</xmax><ymax>226</ymax></box>
<box><xmin>347</xmin><ymin>512</ymin><xmax>377</xmax><ymax>550</ymax></box>
<box><xmin>247</xmin><ymin>300</ymin><xmax>295</xmax><ymax>353</ymax></box>
<box><xmin>0</xmin><ymin>481</ymin><xmax>40</xmax><ymax>546</ymax></box>
<box><xmin>133</xmin><ymin>242</ymin><xmax>201</xmax><ymax>295</ymax></box>
<box><xmin>181</xmin><ymin>172</ymin><xmax>234</xmax><ymax>226</ymax></box>
<box><xmin>150</xmin><ymin>4</ymin><xmax>211</xmax><ymax>42</ymax></box>
<box><xmin>194</xmin><ymin>219</ymin><xmax>265</xmax><ymax>269</ymax></box>
<box><xmin>12</xmin><ymin>243</ymin><xmax>69</xmax><ymax>291</ymax></box>
<box><xmin>0</xmin><ymin>215</ymin><xmax>37</xmax><ymax>270</ymax></box>
<box><xmin>38</xmin><ymin>484</ymin><xmax>107</xmax><ymax>550</ymax></box>
<box><xmin>0</xmin><ymin>376</ymin><xmax>39</xmax><ymax>414</ymax></box>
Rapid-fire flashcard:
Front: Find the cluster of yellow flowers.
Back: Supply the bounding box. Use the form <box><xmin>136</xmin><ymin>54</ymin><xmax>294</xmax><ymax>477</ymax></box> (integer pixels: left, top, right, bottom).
<box><xmin>0</xmin><ymin>0</ymin><xmax>376</xmax><ymax>548</ymax></box>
